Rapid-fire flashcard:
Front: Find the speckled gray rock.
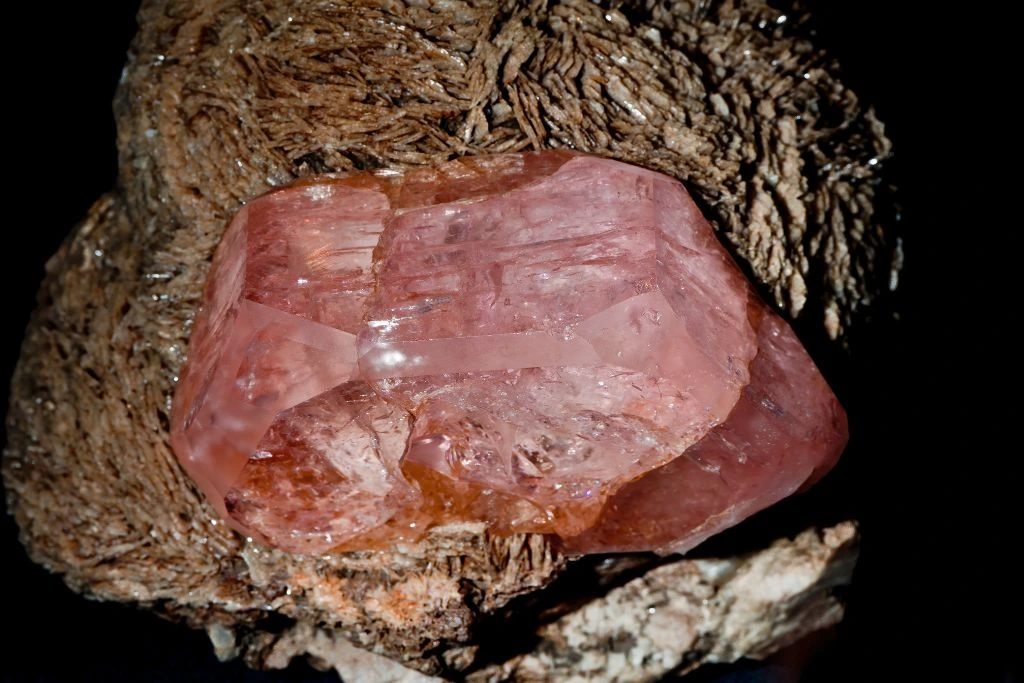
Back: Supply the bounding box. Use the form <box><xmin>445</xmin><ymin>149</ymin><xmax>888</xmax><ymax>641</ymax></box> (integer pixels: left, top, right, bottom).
<box><xmin>468</xmin><ymin>524</ymin><xmax>857</xmax><ymax>682</ymax></box>
<box><xmin>255</xmin><ymin>524</ymin><xmax>858</xmax><ymax>681</ymax></box>
<box><xmin>4</xmin><ymin>0</ymin><xmax>890</xmax><ymax>678</ymax></box>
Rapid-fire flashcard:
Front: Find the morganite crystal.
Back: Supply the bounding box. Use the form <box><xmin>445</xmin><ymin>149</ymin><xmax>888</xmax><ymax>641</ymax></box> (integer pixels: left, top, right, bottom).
<box><xmin>170</xmin><ymin>152</ymin><xmax>847</xmax><ymax>555</ymax></box>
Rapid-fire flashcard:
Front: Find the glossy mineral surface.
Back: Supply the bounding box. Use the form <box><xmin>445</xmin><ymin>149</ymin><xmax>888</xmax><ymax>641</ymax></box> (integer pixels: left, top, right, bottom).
<box><xmin>170</xmin><ymin>152</ymin><xmax>847</xmax><ymax>555</ymax></box>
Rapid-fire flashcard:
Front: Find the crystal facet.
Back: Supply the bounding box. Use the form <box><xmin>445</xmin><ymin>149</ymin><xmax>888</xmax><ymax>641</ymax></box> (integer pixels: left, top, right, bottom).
<box><xmin>170</xmin><ymin>152</ymin><xmax>847</xmax><ymax>555</ymax></box>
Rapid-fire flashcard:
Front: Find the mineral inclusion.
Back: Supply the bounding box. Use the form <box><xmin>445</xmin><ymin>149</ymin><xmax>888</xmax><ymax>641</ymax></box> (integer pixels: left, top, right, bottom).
<box><xmin>170</xmin><ymin>152</ymin><xmax>847</xmax><ymax>555</ymax></box>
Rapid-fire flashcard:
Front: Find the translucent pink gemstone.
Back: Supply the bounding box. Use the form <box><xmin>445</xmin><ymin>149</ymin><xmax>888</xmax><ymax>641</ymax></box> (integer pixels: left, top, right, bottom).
<box><xmin>170</xmin><ymin>152</ymin><xmax>847</xmax><ymax>555</ymax></box>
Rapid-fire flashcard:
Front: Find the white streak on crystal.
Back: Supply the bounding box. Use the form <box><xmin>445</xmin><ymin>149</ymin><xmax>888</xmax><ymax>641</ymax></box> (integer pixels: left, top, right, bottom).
<box><xmin>305</xmin><ymin>185</ymin><xmax>334</xmax><ymax>201</ymax></box>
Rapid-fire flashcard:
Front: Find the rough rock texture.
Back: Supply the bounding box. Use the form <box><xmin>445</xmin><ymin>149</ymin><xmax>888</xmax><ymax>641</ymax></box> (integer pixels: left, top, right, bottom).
<box><xmin>4</xmin><ymin>0</ymin><xmax>893</xmax><ymax>678</ymax></box>
<box><xmin>262</xmin><ymin>523</ymin><xmax>858</xmax><ymax>681</ymax></box>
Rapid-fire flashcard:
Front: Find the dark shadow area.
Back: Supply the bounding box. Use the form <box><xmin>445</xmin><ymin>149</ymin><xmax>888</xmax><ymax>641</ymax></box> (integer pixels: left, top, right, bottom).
<box><xmin>792</xmin><ymin>2</ymin><xmax>1010</xmax><ymax>682</ymax></box>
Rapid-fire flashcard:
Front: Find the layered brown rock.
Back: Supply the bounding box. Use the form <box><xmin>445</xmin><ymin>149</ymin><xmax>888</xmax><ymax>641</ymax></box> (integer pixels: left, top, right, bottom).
<box><xmin>4</xmin><ymin>0</ymin><xmax>895</xmax><ymax>678</ymax></box>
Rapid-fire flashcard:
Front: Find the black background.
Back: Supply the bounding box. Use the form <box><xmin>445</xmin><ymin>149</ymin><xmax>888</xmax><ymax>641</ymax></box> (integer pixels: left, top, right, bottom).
<box><xmin>1</xmin><ymin>2</ymin><xmax>1011</xmax><ymax>682</ymax></box>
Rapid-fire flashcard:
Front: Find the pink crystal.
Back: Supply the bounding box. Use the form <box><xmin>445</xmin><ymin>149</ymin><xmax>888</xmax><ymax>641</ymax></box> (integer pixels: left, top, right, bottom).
<box><xmin>170</xmin><ymin>152</ymin><xmax>847</xmax><ymax>555</ymax></box>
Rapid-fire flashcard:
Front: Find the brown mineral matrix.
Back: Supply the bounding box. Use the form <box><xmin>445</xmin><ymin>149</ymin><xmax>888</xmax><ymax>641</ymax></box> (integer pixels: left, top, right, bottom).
<box><xmin>4</xmin><ymin>0</ymin><xmax>895</xmax><ymax>678</ymax></box>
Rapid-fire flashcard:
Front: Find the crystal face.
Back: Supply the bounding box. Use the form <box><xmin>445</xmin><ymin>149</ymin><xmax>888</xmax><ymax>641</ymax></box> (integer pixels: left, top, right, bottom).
<box><xmin>170</xmin><ymin>152</ymin><xmax>847</xmax><ymax>555</ymax></box>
